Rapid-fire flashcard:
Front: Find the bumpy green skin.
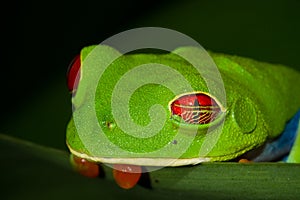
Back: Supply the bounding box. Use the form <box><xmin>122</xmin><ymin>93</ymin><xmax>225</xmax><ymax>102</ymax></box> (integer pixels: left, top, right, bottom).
<box><xmin>66</xmin><ymin>45</ymin><xmax>300</xmax><ymax>163</ymax></box>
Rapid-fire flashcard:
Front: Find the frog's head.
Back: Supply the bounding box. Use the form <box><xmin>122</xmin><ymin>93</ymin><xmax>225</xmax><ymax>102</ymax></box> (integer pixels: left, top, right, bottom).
<box><xmin>66</xmin><ymin>45</ymin><xmax>268</xmax><ymax>167</ymax></box>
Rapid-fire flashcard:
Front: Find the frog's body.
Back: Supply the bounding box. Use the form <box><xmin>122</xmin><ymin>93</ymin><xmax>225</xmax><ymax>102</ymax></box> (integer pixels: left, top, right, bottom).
<box><xmin>66</xmin><ymin>45</ymin><xmax>300</xmax><ymax>188</ymax></box>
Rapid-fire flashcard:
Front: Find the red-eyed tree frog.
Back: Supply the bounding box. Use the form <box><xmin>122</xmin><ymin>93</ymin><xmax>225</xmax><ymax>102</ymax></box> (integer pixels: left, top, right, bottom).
<box><xmin>66</xmin><ymin>45</ymin><xmax>300</xmax><ymax>189</ymax></box>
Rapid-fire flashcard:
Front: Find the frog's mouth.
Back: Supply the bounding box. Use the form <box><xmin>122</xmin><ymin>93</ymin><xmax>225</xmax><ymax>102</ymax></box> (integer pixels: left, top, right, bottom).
<box><xmin>69</xmin><ymin>146</ymin><xmax>255</xmax><ymax>167</ymax></box>
<box><xmin>68</xmin><ymin>141</ymin><xmax>258</xmax><ymax>166</ymax></box>
<box><xmin>68</xmin><ymin>146</ymin><xmax>211</xmax><ymax>167</ymax></box>
<box><xmin>69</xmin><ymin>145</ymin><xmax>254</xmax><ymax>189</ymax></box>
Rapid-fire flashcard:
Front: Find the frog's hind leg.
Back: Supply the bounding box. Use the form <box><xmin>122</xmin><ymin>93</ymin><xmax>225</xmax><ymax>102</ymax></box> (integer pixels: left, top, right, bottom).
<box><xmin>252</xmin><ymin>109</ymin><xmax>300</xmax><ymax>162</ymax></box>
<box><xmin>286</xmin><ymin>112</ymin><xmax>300</xmax><ymax>163</ymax></box>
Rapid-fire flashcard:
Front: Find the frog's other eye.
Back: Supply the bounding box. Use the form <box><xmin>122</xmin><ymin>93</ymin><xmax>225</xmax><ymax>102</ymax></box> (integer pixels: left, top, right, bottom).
<box><xmin>170</xmin><ymin>92</ymin><xmax>224</xmax><ymax>125</ymax></box>
<box><xmin>67</xmin><ymin>54</ymin><xmax>81</xmax><ymax>92</ymax></box>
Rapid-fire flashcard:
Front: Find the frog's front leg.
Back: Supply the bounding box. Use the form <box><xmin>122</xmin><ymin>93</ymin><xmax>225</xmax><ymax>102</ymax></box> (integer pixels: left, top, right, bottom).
<box><xmin>112</xmin><ymin>164</ymin><xmax>142</xmax><ymax>189</ymax></box>
<box><xmin>70</xmin><ymin>154</ymin><xmax>103</xmax><ymax>178</ymax></box>
<box><xmin>70</xmin><ymin>154</ymin><xmax>143</xmax><ymax>189</ymax></box>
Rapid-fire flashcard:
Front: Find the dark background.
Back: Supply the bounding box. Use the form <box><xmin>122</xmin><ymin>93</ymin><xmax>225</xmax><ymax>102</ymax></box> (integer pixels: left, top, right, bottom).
<box><xmin>1</xmin><ymin>0</ymin><xmax>300</xmax><ymax>151</ymax></box>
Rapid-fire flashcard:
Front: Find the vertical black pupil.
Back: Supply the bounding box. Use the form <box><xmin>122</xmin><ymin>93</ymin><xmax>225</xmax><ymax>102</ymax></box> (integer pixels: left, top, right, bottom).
<box><xmin>193</xmin><ymin>99</ymin><xmax>200</xmax><ymax>107</ymax></box>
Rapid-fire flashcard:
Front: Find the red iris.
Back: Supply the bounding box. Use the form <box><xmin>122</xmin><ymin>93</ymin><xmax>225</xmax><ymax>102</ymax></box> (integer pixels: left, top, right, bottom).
<box><xmin>67</xmin><ymin>54</ymin><xmax>81</xmax><ymax>92</ymax></box>
<box><xmin>170</xmin><ymin>93</ymin><xmax>221</xmax><ymax>124</ymax></box>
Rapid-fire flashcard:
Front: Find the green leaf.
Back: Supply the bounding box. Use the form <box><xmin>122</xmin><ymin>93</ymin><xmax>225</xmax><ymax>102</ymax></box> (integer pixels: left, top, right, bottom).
<box><xmin>1</xmin><ymin>134</ymin><xmax>300</xmax><ymax>200</ymax></box>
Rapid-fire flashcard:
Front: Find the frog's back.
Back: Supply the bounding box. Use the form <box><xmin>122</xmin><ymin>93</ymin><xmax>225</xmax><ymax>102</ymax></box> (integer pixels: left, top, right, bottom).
<box><xmin>211</xmin><ymin>52</ymin><xmax>300</xmax><ymax>138</ymax></box>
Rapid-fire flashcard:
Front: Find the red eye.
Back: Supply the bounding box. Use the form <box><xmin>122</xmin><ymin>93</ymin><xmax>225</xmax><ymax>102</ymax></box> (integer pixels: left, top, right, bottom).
<box><xmin>67</xmin><ymin>54</ymin><xmax>81</xmax><ymax>92</ymax></box>
<box><xmin>170</xmin><ymin>92</ymin><xmax>222</xmax><ymax>124</ymax></box>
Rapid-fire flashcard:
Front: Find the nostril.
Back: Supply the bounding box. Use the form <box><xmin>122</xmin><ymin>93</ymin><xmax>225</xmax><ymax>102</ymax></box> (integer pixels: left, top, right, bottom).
<box><xmin>106</xmin><ymin>121</ymin><xmax>116</xmax><ymax>130</ymax></box>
